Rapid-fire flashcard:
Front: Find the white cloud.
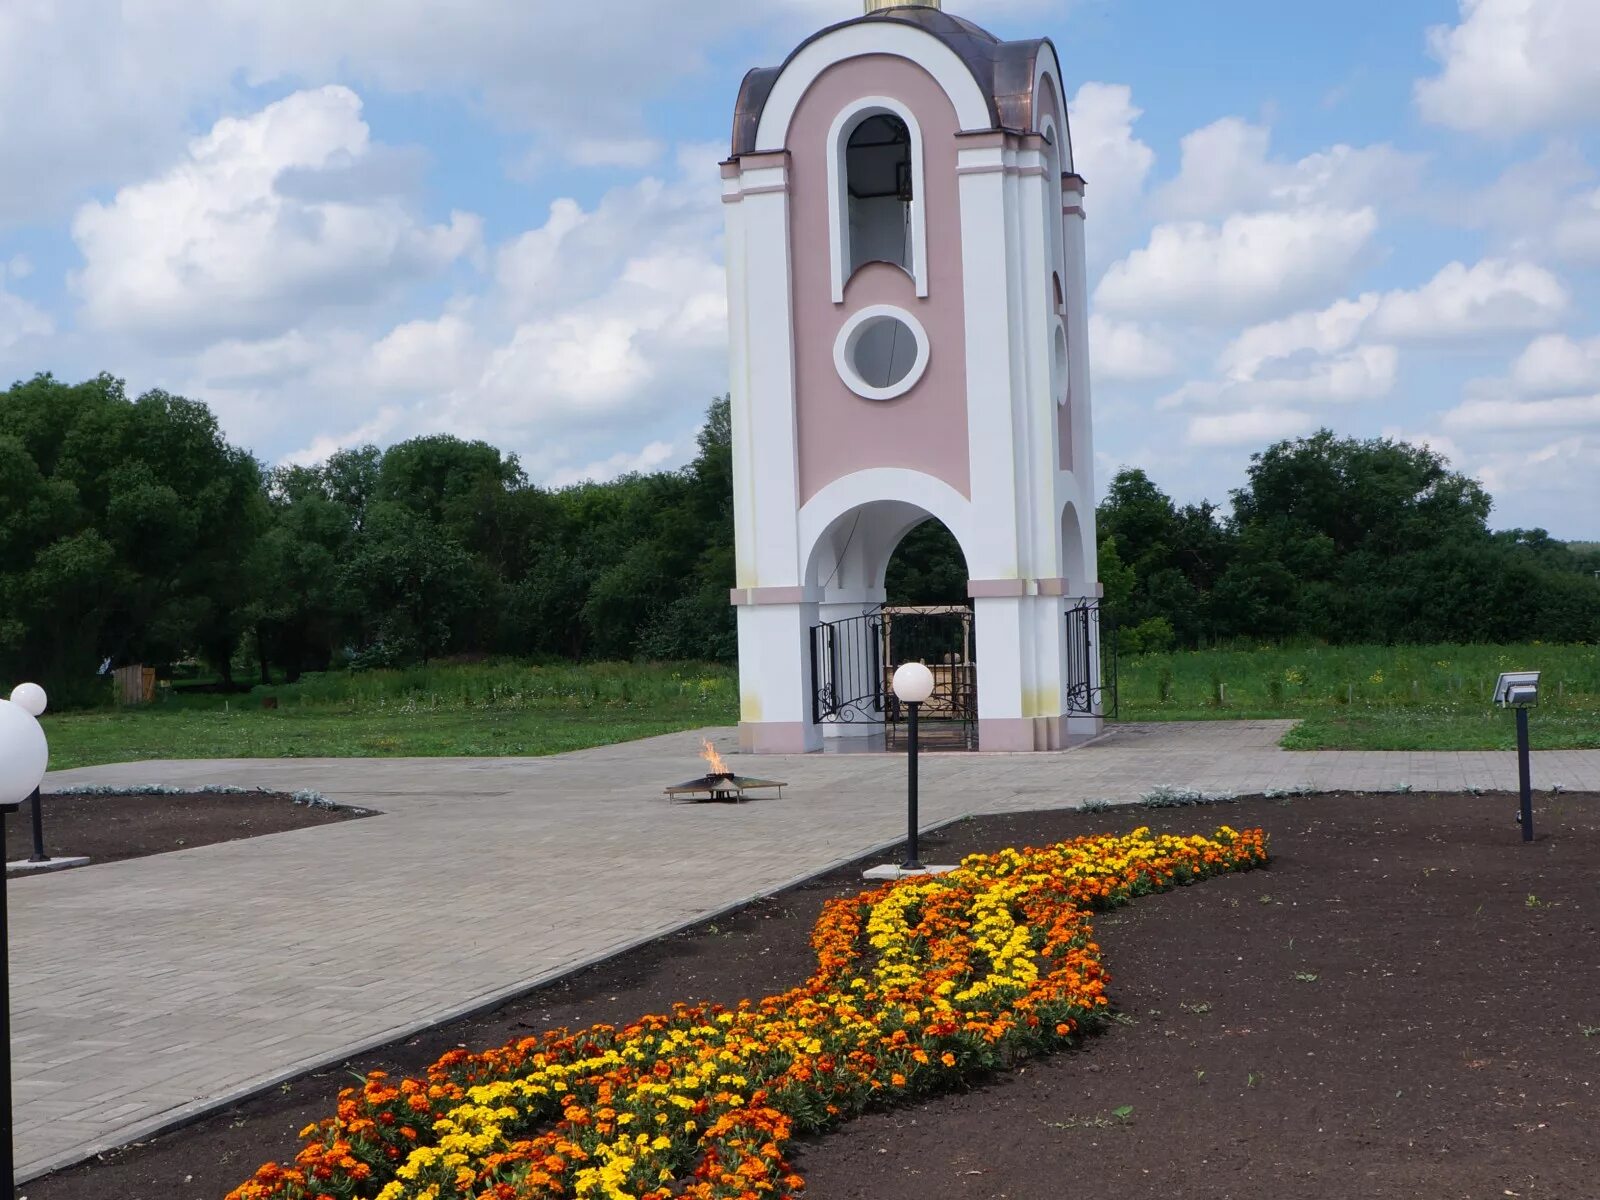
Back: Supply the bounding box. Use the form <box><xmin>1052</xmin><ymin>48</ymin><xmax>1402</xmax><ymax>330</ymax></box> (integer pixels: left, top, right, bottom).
<box><xmin>1154</xmin><ymin>118</ymin><xmax>1423</xmax><ymax>221</ymax></box>
<box><xmin>0</xmin><ymin>0</ymin><xmax>1074</xmax><ymax>225</ymax></box>
<box><xmin>1066</xmin><ymin>82</ymin><xmax>1155</xmax><ymax>266</ymax></box>
<box><xmin>71</xmin><ymin>87</ymin><xmax>481</xmax><ymax>343</ymax></box>
<box><xmin>0</xmin><ymin>290</ymin><xmax>52</xmax><ymax>358</ymax></box>
<box><xmin>1549</xmin><ymin>186</ymin><xmax>1600</xmax><ymax>263</ymax></box>
<box><xmin>366</xmin><ymin>314</ymin><xmax>483</xmax><ymax>396</ymax></box>
<box><xmin>1452</xmin><ymin>141</ymin><xmax>1600</xmax><ymax>266</ymax></box>
<box><xmin>1509</xmin><ymin>333</ymin><xmax>1600</xmax><ymax>395</ymax></box>
<box><xmin>1220</xmin><ymin>295</ymin><xmax>1381</xmax><ymax>379</ymax></box>
<box><xmin>1187</xmin><ymin>407</ymin><xmax>1318</xmax><ymax>447</ymax></box>
<box><xmin>167</xmin><ymin>143</ymin><xmax>728</xmax><ymax>482</ymax></box>
<box><xmin>1095</xmin><ymin>207</ymin><xmax>1377</xmax><ymax>322</ymax></box>
<box><xmin>565</xmin><ymin>138</ymin><xmax>666</xmax><ymax>170</ymax></box>
<box><xmin>1444</xmin><ymin>394</ymin><xmax>1600</xmax><ymax>432</ymax></box>
<box><xmin>546</xmin><ymin>440</ymin><xmax>679</xmax><ymax>488</ymax></box>
<box><xmin>283</xmin><ymin>409</ymin><xmax>406</xmax><ymax>468</ymax></box>
<box><xmin>1088</xmin><ymin>315</ymin><xmax>1177</xmax><ymax>381</ymax></box>
<box><xmin>1368</xmin><ymin>259</ymin><xmax>1567</xmax><ymax>340</ymax></box>
<box><xmin>1156</xmin><ymin>253</ymin><xmax>1566</xmax><ymax>454</ymax></box>
<box><xmin>1163</xmin><ymin>344</ymin><xmax>1398</xmax><ymax>410</ymax></box>
<box><xmin>1417</xmin><ymin>0</ymin><xmax>1600</xmax><ymax>135</ymax></box>
<box><xmin>1469</xmin><ymin>434</ymin><xmax>1598</xmax><ymax>523</ymax></box>
<box><xmin>1212</xmin><ymin>258</ymin><xmax>1568</xmax><ymax>382</ymax></box>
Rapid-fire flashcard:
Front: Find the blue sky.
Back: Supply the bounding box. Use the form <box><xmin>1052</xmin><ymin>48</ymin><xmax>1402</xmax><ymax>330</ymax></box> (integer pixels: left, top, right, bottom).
<box><xmin>1</xmin><ymin>0</ymin><xmax>1597</xmax><ymax>535</ymax></box>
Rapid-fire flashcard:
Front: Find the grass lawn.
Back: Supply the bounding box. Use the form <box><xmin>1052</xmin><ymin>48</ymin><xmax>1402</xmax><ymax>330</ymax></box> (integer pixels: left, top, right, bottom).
<box><xmin>1116</xmin><ymin>642</ymin><xmax>1600</xmax><ymax>751</ymax></box>
<box><xmin>44</xmin><ymin>661</ymin><xmax>738</xmax><ymax>770</ymax></box>
<box><xmin>40</xmin><ymin>645</ymin><xmax>1600</xmax><ymax>766</ymax></box>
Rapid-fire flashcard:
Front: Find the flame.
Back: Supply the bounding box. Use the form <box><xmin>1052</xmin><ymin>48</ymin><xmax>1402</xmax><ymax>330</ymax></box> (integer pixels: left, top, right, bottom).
<box><xmin>701</xmin><ymin>739</ymin><xmax>730</xmax><ymax>776</ymax></box>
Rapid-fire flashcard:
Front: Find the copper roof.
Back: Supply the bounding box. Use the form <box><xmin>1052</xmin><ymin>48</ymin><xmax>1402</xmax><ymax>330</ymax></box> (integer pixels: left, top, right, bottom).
<box><xmin>730</xmin><ymin>7</ymin><xmax>1056</xmax><ymax>157</ymax></box>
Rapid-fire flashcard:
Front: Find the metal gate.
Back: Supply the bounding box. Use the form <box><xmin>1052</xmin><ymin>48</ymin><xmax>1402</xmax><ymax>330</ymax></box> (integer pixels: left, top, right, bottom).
<box><xmin>811</xmin><ymin>605</ymin><xmax>977</xmax><ymax>749</ymax></box>
<box><xmin>1064</xmin><ymin>598</ymin><xmax>1118</xmax><ymax>718</ymax></box>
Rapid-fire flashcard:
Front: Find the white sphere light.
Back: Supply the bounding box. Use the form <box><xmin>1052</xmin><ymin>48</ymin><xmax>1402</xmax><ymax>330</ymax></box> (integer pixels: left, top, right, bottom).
<box><xmin>0</xmin><ymin>698</ymin><xmax>48</xmax><ymax>806</ymax></box>
<box><xmin>892</xmin><ymin>661</ymin><xmax>936</xmax><ymax>705</ymax></box>
<box><xmin>10</xmin><ymin>681</ymin><xmax>47</xmax><ymax>717</ymax></box>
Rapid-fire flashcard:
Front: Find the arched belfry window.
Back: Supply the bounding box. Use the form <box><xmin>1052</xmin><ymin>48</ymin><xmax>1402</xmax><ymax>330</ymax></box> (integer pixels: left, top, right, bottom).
<box><xmin>846</xmin><ymin>115</ymin><xmax>912</xmax><ymax>275</ymax></box>
<box><xmin>827</xmin><ymin>98</ymin><xmax>929</xmax><ymax>302</ymax></box>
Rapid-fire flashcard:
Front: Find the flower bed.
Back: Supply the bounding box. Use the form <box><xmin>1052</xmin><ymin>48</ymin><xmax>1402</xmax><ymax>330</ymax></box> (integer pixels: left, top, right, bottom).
<box><xmin>229</xmin><ymin>825</ymin><xmax>1267</xmax><ymax>1200</ymax></box>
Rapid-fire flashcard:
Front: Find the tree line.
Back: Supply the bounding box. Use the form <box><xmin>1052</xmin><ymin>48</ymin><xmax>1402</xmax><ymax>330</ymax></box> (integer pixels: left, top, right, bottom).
<box><xmin>0</xmin><ymin>373</ymin><xmax>735</xmax><ymax>702</ymax></box>
<box><xmin>1</xmin><ymin>372</ymin><xmax>1595</xmax><ymax>703</ymax></box>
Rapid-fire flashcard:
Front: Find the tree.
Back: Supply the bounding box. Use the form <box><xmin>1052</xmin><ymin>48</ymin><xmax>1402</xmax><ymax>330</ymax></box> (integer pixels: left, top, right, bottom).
<box><xmin>0</xmin><ymin>373</ymin><xmax>264</xmax><ymax>699</ymax></box>
<box><xmin>338</xmin><ymin>504</ymin><xmax>476</xmax><ymax>666</ymax></box>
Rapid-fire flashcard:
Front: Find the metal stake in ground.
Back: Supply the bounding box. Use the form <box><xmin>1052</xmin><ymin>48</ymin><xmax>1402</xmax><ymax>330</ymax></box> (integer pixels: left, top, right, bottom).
<box><xmin>892</xmin><ymin>662</ymin><xmax>936</xmax><ymax>872</ymax></box>
<box><xmin>1516</xmin><ymin>705</ymin><xmax>1534</xmax><ymax>843</ymax></box>
<box><xmin>1492</xmin><ymin>671</ymin><xmax>1540</xmax><ymax>844</ymax></box>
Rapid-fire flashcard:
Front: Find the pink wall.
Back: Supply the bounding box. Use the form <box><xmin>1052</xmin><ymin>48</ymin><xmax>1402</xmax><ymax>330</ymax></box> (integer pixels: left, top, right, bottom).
<box><xmin>787</xmin><ymin>54</ymin><xmax>972</xmax><ymax>505</ymax></box>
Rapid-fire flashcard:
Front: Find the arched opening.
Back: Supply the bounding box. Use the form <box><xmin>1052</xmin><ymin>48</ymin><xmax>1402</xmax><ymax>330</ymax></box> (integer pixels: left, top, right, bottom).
<box><xmin>846</xmin><ymin>113</ymin><xmax>913</xmax><ymax>276</ymax></box>
<box><xmin>1060</xmin><ymin>499</ymin><xmax>1088</xmax><ymax>588</ymax></box>
<box><xmin>886</xmin><ymin>518</ymin><xmax>966</xmax><ymax>604</ymax></box>
<box><xmin>806</xmin><ymin>502</ymin><xmax>976</xmax><ymax>751</ymax></box>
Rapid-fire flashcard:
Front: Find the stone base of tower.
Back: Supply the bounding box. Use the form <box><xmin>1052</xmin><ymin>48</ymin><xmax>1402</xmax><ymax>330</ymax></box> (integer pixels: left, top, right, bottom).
<box><xmin>734</xmin><ymin>599</ymin><xmax>824</xmax><ymax>755</ymax></box>
<box><xmin>977</xmin><ymin>715</ymin><xmax>1097</xmax><ymax>752</ymax></box>
<box><xmin>738</xmin><ymin>721</ymin><xmax>820</xmax><ymax>755</ymax></box>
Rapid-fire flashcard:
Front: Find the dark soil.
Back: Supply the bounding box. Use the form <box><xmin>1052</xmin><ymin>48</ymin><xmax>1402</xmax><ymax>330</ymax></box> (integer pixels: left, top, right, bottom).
<box><xmin>6</xmin><ymin>792</ymin><xmax>368</xmax><ymax>871</ymax></box>
<box><xmin>24</xmin><ymin>791</ymin><xmax>1600</xmax><ymax>1200</ymax></box>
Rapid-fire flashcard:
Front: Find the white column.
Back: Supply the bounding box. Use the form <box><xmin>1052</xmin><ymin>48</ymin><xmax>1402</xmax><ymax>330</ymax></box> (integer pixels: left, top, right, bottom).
<box><xmin>956</xmin><ymin>147</ymin><xmax>1021</xmax><ymax>584</ymax></box>
<box><xmin>1060</xmin><ymin>174</ymin><xmax>1102</xmax><ymax>742</ymax></box>
<box><xmin>731</xmin><ymin>163</ymin><xmax>802</xmax><ymax>591</ymax></box>
<box><xmin>736</xmin><ymin>599</ymin><xmax>822</xmax><ymax>754</ymax></box>
<box><xmin>973</xmin><ymin>595</ymin><xmax>1033</xmax><ymax>751</ymax></box>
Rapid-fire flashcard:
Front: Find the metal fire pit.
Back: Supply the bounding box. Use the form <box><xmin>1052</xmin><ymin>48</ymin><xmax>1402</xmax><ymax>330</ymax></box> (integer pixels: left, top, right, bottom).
<box><xmin>665</xmin><ymin>771</ymin><xmax>787</xmax><ymax>803</ymax></box>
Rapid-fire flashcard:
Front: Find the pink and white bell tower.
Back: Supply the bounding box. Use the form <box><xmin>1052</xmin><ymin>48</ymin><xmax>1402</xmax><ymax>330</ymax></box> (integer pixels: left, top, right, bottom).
<box><xmin>723</xmin><ymin>0</ymin><xmax>1103</xmax><ymax>754</ymax></box>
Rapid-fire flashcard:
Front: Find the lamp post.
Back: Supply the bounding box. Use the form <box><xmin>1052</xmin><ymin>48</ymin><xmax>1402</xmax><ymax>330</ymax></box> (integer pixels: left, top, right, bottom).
<box><xmin>0</xmin><ymin>684</ymin><xmax>50</xmax><ymax>1196</ymax></box>
<box><xmin>891</xmin><ymin>662</ymin><xmax>935</xmax><ymax>872</ymax></box>
<box><xmin>8</xmin><ymin>687</ymin><xmax>47</xmax><ymax>865</ymax></box>
<box><xmin>1493</xmin><ymin>672</ymin><xmax>1541</xmax><ymax>843</ymax></box>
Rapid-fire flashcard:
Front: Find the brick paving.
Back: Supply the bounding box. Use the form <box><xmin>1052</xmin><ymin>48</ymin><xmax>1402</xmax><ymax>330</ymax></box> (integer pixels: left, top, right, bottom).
<box><xmin>15</xmin><ymin>722</ymin><xmax>1600</xmax><ymax>1181</ymax></box>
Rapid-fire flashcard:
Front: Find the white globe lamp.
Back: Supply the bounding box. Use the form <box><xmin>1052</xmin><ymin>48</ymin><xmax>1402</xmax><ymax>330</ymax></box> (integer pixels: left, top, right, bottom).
<box><xmin>0</xmin><ymin>698</ymin><xmax>47</xmax><ymax>808</ymax></box>
<box><xmin>890</xmin><ymin>661</ymin><xmax>936</xmax><ymax>871</ymax></box>
<box><xmin>9</xmin><ymin>683</ymin><xmax>46</xmax><ymax>718</ymax></box>
<box><xmin>892</xmin><ymin>661</ymin><xmax>935</xmax><ymax>705</ymax></box>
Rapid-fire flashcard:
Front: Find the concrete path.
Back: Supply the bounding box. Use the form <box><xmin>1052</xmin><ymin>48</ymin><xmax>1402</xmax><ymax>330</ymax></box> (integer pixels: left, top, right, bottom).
<box><xmin>16</xmin><ymin>723</ymin><xmax>1600</xmax><ymax>1181</ymax></box>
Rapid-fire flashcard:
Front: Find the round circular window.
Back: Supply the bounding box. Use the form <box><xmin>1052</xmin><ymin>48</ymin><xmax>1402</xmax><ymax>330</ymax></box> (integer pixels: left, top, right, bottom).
<box><xmin>834</xmin><ymin>305</ymin><xmax>930</xmax><ymax>401</ymax></box>
<box><xmin>1053</xmin><ymin>319</ymin><xmax>1070</xmax><ymax>407</ymax></box>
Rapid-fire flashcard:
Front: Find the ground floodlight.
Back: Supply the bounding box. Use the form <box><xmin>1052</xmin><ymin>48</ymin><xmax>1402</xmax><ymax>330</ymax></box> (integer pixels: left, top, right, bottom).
<box><xmin>1492</xmin><ymin>671</ymin><xmax>1542</xmax><ymax>842</ymax></box>
<box><xmin>892</xmin><ymin>661</ymin><xmax>935</xmax><ymax>705</ymax></box>
<box><xmin>1493</xmin><ymin>671</ymin><xmax>1540</xmax><ymax>708</ymax></box>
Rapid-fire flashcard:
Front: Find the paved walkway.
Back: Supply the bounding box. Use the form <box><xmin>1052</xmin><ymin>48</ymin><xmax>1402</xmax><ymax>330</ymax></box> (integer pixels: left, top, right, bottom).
<box><xmin>16</xmin><ymin>723</ymin><xmax>1600</xmax><ymax>1181</ymax></box>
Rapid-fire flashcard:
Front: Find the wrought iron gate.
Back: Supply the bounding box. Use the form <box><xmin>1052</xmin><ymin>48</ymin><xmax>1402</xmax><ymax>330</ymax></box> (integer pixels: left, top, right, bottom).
<box><xmin>811</xmin><ymin>605</ymin><xmax>977</xmax><ymax>749</ymax></box>
<box><xmin>1064</xmin><ymin>598</ymin><xmax>1118</xmax><ymax>718</ymax></box>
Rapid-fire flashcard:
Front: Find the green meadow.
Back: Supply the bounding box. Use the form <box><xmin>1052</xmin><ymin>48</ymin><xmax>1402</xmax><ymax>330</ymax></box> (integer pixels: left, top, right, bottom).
<box><xmin>1117</xmin><ymin>642</ymin><xmax>1600</xmax><ymax>750</ymax></box>
<box><xmin>39</xmin><ymin>643</ymin><xmax>1599</xmax><ymax>769</ymax></box>
<box><xmin>43</xmin><ymin>661</ymin><xmax>739</xmax><ymax>770</ymax></box>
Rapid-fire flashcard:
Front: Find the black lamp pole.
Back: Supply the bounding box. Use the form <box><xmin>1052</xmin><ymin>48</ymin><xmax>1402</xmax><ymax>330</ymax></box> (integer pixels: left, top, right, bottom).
<box><xmin>1516</xmin><ymin>705</ymin><xmax>1534</xmax><ymax>843</ymax></box>
<box><xmin>902</xmin><ymin>700</ymin><xmax>922</xmax><ymax>871</ymax></box>
<box><xmin>1</xmin><ymin>800</ymin><xmax>17</xmax><ymax>1196</ymax></box>
<box><xmin>26</xmin><ymin>790</ymin><xmax>44</xmax><ymax>865</ymax></box>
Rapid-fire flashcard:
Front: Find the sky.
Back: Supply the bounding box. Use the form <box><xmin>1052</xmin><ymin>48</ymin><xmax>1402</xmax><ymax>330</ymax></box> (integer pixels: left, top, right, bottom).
<box><xmin>1</xmin><ymin>0</ymin><xmax>1597</xmax><ymax>536</ymax></box>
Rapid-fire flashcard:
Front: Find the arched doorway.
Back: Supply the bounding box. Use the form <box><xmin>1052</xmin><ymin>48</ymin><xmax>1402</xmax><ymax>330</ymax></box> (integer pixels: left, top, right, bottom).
<box><xmin>806</xmin><ymin>502</ymin><xmax>977</xmax><ymax>751</ymax></box>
